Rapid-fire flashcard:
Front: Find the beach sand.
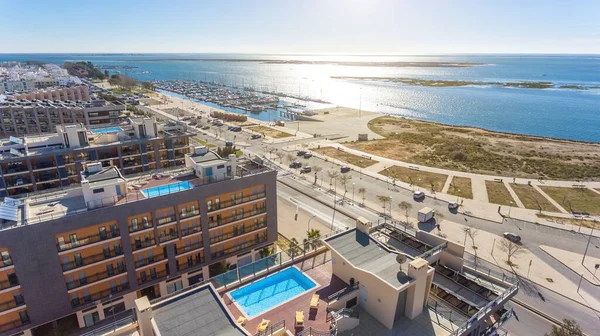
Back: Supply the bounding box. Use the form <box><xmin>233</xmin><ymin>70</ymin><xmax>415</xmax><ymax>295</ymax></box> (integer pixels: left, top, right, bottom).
<box><xmin>289</xmin><ymin>107</ymin><xmax>384</xmax><ymax>141</ymax></box>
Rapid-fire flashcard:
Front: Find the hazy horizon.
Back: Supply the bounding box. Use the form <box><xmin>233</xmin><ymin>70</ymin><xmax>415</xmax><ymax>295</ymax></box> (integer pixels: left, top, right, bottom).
<box><xmin>3</xmin><ymin>0</ymin><xmax>600</xmax><ymax>54</ymax></box>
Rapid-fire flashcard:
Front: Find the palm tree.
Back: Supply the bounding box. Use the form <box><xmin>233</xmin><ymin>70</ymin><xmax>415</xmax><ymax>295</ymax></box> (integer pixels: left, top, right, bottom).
<box><xmin>377</xmin><ymin>195</ymin><xmax>391</xmax><ymax>215</ymax></box>
<box><xmin>398</xmin><ymin>201</ymin><xmax>412</xmax><ymax>224</ymax></box>
<box><xmin>338</xmin><ymin>174</ymin><xmax>352</xmax><ymax>199</ymax></box>
<box><xmin>304</xmin><ymin>228</ymin><xmax>322</xmax><ymax>250</ymax></box>
<box><xmin>327</xmin><ymin>171</ymin><xmax>339</xmax><ymax>190</ymax></box>
<box><xmin>358</xmin><ymin>187</ymin><xmax>366</xmax><ymax>205</ymax></box>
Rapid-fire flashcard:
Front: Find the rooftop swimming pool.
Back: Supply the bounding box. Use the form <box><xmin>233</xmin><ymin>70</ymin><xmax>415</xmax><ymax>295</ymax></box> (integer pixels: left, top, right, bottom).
<box><xmin>229</xmin><ymin>266</ymin><xmax>317</xmax><ymax>318</ymax></box>
<box><xmin>140</xmin><ymin>181</ymin><xmax>194</xmax><ymax>198</ymax></box>
<box><xmin>90</xmin><ymin>127</ymin><xmax>124</xmax><ymax>134</ymax></box>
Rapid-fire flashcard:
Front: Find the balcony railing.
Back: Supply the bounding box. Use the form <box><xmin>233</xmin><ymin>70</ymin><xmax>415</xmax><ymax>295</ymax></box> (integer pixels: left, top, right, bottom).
<box><xmin>0</xmin><ymin>296</ymin><xmax>25</xmax><ymax>313</ymax></box>
<box><xmin>132</xmin><ymin>238</ymin><xmax>156</xmax><ymax>251</ymax></box>
<box><xmin>179</xmin><ymin>209</ymin><xmax>200</xmax><ymax>219</ymax></box>
<box><xmin>157</xmin><ymin>215</ymin><xmax>177</xmax><ymax>226</ymax></box>
<box><xmin>66</xmin><ymin>266</ymin><xmax>127</xmax><ymax>290</ymax></box>
<box><xmin>62</xmin><ymin>249</ymin><xmax>124</xmax><ymax>272</ymax></box>
<box><xmin>158</xmin><ymin>232</ymin><xmax>178</xmax><ymax>244</ymax></box>
<box><xmin>0</xmin><ymin>258</ymin><xmax>13</xmax><ymax>269</ymax></box>
<box><xmin>181</xmin><ymin>225</ymin><xmax>202</xmax><ymax>237</ymax></box>
<box><xmin>135</xmin><ymin>254</ymin><xmax>167</xmax><ymax>268</ymax></box>
<box><xmin>176</xmin><ymin>256</ymin><xmax>205</xmax><ymax>271</ymax></box>
<box><xmin>208</xmin><ymin>208</ymin><xmax>267</xmax><ymax>229</ymax></box>
<box><xmin>57</xmin><ymin>230</ymin><xmax>120</xmax><ymax>252</ymax></box>
<box><xmin>0</xmin><ymin>317</ymin><xmax>29</xmax><ymax>333</ymax></box>
<box><xmin>71</xmin><ymin>283</ymin><xmax>130</xmax><ymax>308</ymax></box>
<box><xmin>207</xmin><ymin>192</ymin><xmax>266</xmax><ymax>213</ymax></box>
<box><xmin>209</xmin><ymin>221</ymin><xmax>267</xmax><ymax>244</ymax></box>
<box><xmin>0</xmin><ymin>279</ymin><xmax>19</xmax><ymax>291</ymax></box>
<box><xmin>129</xmin><ymin>221</ymin><xmax>153</xmax><ymax>233</ymax></box>
<box><xmin>211</xmin><ymin>235</ymin><xmax>267</xmax><ymax>259</ymax></box>
<box><xmin>138</xmin><ymin>269</ymin><xmax>168</xmax><ymax>285</ymax></box>
<box><xmin>176</xmin><ymin>242</ymin><xmax>203</xmax><ymax>255</ymax></box>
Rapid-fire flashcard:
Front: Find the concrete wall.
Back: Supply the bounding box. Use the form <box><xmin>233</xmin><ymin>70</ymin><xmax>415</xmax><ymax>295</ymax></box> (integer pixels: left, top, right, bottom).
<box><xmin>331</xmin><ymin>250</ymin><xmax>399</xmax><ymax>329</ymax></box>
<box><xmin>0</xmin><ymin>170</ymin><xmax>277</xmax><ymax>336</ymax></box>
<box><xmin>416</xmin><ymin>229</ymin><xmax>465</xmax><ymax>271</ymax></box>
<box><xmin>327</xmin><ymin>291</ymin><xmax>359</xmax><ymax>311</ymax></box>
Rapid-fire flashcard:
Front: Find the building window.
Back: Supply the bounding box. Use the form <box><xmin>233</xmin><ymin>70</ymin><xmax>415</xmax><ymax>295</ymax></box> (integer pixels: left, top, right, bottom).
<box><xmin>131</xmin><ymin>218</ymin><xmax>138</xmax><ymax>231</ymax></box>
<box><xmin>166</xmin><ymin>280</ymin><xmax>183</xmax><ymax>294</ymax></box>
<box><xmin>93</xmin><ymin>188</ymin><xmax>104</xmax><ymax>194</ymax></box>
<box><xmin>217</xmin><ymin>164</ymin><xmax>224</xmax><ymax>169</ymax></box>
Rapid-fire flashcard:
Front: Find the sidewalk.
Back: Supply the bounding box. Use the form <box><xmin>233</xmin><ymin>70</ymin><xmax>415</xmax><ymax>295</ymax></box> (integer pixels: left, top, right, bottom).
<box><xmin>539</xmin><ymin>245</ymin><xmax>600</xmax><ymax>286</ymax></box>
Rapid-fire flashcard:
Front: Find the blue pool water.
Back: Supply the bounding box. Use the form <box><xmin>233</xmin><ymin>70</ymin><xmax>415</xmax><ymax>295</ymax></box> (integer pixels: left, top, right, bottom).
<box><xmin>230</xmin><ymin>267</ymin><xmax>317</xmax><ymax>317</ymax></box>
<box><xmin>141</xmin><ymin>181</ymin><xmax>193</xmax><ymax>198</ymax></box>
<box><xmin>90</xmin><ymin>127</ymin><xmax>123</xmax><ymax>134</ymax></box>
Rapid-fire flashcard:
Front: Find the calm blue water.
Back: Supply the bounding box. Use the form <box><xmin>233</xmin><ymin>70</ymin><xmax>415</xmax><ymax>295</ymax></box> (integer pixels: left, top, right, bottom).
<box><xmin>90</xmin><ymin>126</ymin><xmax>123</xmax><ymax>134</ymax></box>
<box><xmin>2</xmin><ymin>54</ymin><xmax>599</xmax><ymax>142</ymax></box>
<box><xmin>141</xmin><ymin>181</ymin><xmax>193</xmax><ymax>198</ymax></box>
<box><xmin>230</xmin><ymin>267</ymin><xmax>317</xmax><ymax>317</ymax></box>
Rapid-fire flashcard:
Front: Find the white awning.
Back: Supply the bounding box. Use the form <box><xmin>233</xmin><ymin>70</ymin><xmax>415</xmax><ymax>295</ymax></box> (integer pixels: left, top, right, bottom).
<box><xmin>0</xmin><ymin>203</ymin><xmax>18</xmax><ymax>222</ymax></box>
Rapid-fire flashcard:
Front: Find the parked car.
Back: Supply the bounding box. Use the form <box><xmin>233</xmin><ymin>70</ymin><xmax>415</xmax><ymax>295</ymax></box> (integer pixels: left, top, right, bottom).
<box><xmin>413</xmin><ymin>191</ymin><xmax>425</xmax><ymax>200</ymax></box>
<box><xmin>448</xmin><ymin>202</ymin><xmax>459</xmax><ymax>210</ymax></box>
<box><xmin>340</xmin><ymin>166</ymin><xmax>351</xmax><ymax>173</ymax></box>
<box><xmin>201</xmin><ymin>125</ymin><xmax>210</xmax><ymax>130</ymax></box>
<box><xmin>227</xmin><ymin>125</ymin><xmax>235</xmax><ymax>130</ymax></box>
<box><xmin>225</xmin><ymin>141</ymin><xmax>233</xmax><ymax>147</ymax></box>
<box><xmin>503</xmin><ymin>232</ymin><xmax>522</xmax><ymax>243</ymax></box>
<box><xmin>303</xmin><ymin>153</ymin><xmax>313</xmax><ymax>159</ymax></box>
<box><xmin>231</xmin><ymin>126</ymin><xmax>242</xmax><ymax>132</ymax></box>
<box><xmin>297</xmin><ymin>150</ymin><xmax>307</xmax><ymax>156</ymax></box>
<box><xmin>301</xmin><ymin>166</ymin><xmax>312</xmax><ymax>173</ymax></box>
<box><xmin>251</xmin><ymin>134</ymin><xmax>262</xmax><ymax>139</ymax></box>
<box><xmin>289</xmin><ymin>161</ymin><xmax>302</xmax><ymax>168</ymax></box>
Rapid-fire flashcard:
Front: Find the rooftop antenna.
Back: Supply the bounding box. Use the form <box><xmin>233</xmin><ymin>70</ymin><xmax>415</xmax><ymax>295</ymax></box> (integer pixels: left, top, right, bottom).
<box><xmin>396</xmin><ymin>254</ymin><xmax>407</xmax><ymax>272</ymax></box>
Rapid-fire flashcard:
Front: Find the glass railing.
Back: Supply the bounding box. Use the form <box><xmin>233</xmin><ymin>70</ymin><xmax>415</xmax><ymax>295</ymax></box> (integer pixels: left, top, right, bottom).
<box><xmin>0</xmin><ymin>258</ymin><xmax>13</xmax><ymax>269</ymax></box>
<box><xmin>61</xmin><ymin>249</ymin><xmax>123</xmax><ymax>271</ymax></box>
<box><xmin>135</xmin><ymin>254</ymin><xmax>167</xmax><ymax>268</ymax></box>
<box><xmin>66</xmin><ymin>266</ymin><xmax>127</xmax><ymax>290</ymax></box>
<box><xmin>176</xmin><ymin>256</ymin><xmax>205</xmax><ymax>271</ymax></box>
<box><xmin>57</xmin><ymin>230</ymin><xmax>120</xmax><ymax>252</ymax></box>
<box><xmin>181</xmin><ymin>226</ymin><xmax>202</xmax><ymax>237</ymax></box>
<box><xmin>0</xmin><ymin>297</ymin><xmax>25</xmax><ymax>313</ymax></box>
<box><xmin>71</xmin><ymin>283</ymin><xmax>130</xmax><ymax>308</ymax></box>
<box><xmin>209</xmin><ymin>221</ymin><xmax>267</xmax><ymax>244</ymax></box>
<box><xmin>158</xmin><ymin>232</ymin><xmax>178</xmax><ymax>243</ymax></box>
<box><xmin>211</xmin><ymin>235</ymin><xmax>267</xmax><ymax>259</ymax></box>
<box><xmin>138</xmin><ymin>269</ymin><xmax>168</xmax><ymax>285</ymax></box>
<box><xmin>179</xmin><ymin>209</ymin><xmax>200</xmax><ymax>219</ymax></box>
<box><xmin>157</xmin><ymin>216</ymin><xmax>177</xmax><ymax>226</ymax></box>
<box><xmin>206</xmin><ymin>192</ymin><xmax>266</xmax><ymax>212</ymax></box>
<box><xmin>176</xmin><ymin>242</ymin><xmax>203</xmax><ymax>255</ymax></box>
<box><xmin>0</xmin><ymin>317</ymin><xmax>29</xmax><ymax>333</ymax></box>
<box><xmin>129</xmin><ymin>221</ymin><xmax>153</xmax><ymax>233</ymax></box>
<box><xmin>132</xmin><ymin>238</ymin><xmax>156</xmax><ymax>251</ymax></box>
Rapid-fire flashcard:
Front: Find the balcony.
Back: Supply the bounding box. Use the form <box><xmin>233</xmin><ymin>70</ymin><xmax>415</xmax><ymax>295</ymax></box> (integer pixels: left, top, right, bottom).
<box><xmin>179</xmin><ymin>209</ymin><xmax>200</xmax><ymax>220</ymax></box>
<box><xmin>135</xmin><ymin>253</ymin><xmax>167</xmax><ymax>268</ymax></box>
<box><xmin>208</xmin><ymin>208</ymin><xmax>267</xmax><ymax>230</ymax></box>
<box><xmin>32</xmin><ymin>161</ymin><xmax>56</xmax><ymax>171</ymax></box>
<box><xmin>158</xmin><ymin>232</ymin><xmax>178</xmax><ymax>244</ymax></box>
<box><xmin>181</xmin><ymin>225</ymin><xmax>202</xmax><ymax>237</ymax></box>
<box><xmin>0</xmin><ymin>295</ymin><xmax>25</xmax><ymax>313</ymax></box>
<box><xmin>0</xmin><ymin>278</ymin><xmax>19</xmax><ymax>291</ymax></box>
<box><xmin>209</xmin><ymin>221</ymin><xmax>267</xmax><ymax>244</ymax></box>
<box><xmin>176</xmin><ymin>242</ymin><xmax>203</xmax><ymax>255</ymax></box>
<box><xmin>66</xmin><ymin>266</ymin><xmax>127</xmax><ymax>290</ymax></box>
<box><xmin>129</xmin><ymin>220</ymin><xmax>153</xmax><ymax>233</ymax></box>
<box><xmin>71</xmin><ymin>283</ymin><xmax>130</xmax><ymax>308</ymax></box>
<box><xmin>5</xmin><ymin>178</ymin><xmax>32</xmax><ymax>188</ymax></box>
<box><xmin>2</xmin><ymin>165</ymin><xmax>28</xmax><ymax>175</ymax></box>
<box><xmin>207</xmin><ymin>192</ymin><xmax>266</xmax><ymax>213</ymax></box>
<box><xmin>211</xmin><ymin>235</ymin><xmax>268</xmax><ymax>259</ymax></box>
<box><xmin>138</xmin><ymin>269</ymin><xmax>168</xmax><ymax>285</ymax></box>
<box><xmin>176</xmin><ymin>256</ymin><xmax>205</xmax><ymax>272</ymax></box>
<box><xmin>36</xmin><ymin>172</ymin><xmax>60</xmax><ymax>182</ymax></box>
<box><xmin>0</xmin><ymin>317</ymin><xmax>29</xmax><ymax>333</ymax></box>
<box><xmin>61</xmin><ymin>249</ymin><xmax>123</xmax><ymax>272</ymax></box>
<box><xmin>132</xmin><ymin>238</ymin><xmax>156</xmax><ymax>251</ymax></box>
<box><xmin>0</xmin><ymin>258</ymin><xmax>13</xmax><ymax>269</ymax></box>
<box><xmin>156</xmin><ymin>215</ymin><xmax>177</xmax><ymax>226</ymax></box>
<box><xmin>57</xmin><ymin>230</ymin><xmax>120</xmax><ymax>252</ymax></box>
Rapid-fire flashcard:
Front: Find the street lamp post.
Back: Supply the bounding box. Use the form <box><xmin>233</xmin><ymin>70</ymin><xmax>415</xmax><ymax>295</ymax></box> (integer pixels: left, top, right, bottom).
<box><xmin>308</xmin><ymin>215</ymin><xmax>317</xmax><ymax>231</ymax></box>
<box><xmin>463</xmin><ymin>228</ymin><xmax>470</xmax><ymax>247</ymax></box>
<box><xmin>352</xmin><ymin>183</ymin><xmax>355</xmax><ymax>202</ymax></box>
<box><xmin>582</xmin><ymin>223</ymin><xmax>596</xmax><ymax>265</ymax></box>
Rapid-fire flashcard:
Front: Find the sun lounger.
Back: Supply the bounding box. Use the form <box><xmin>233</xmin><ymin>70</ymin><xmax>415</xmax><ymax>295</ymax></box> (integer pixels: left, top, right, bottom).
<box><xmin>257</xmin><ymin>319</ymin><xmax>270</xmax><ymax>332</ymax></box>
<box><xmin>310</xmin><ymin>294</ymin><xmax>319</xmax><ymax>309</ymax></box>
<box><xmin>236</xmin><ymin>316</ymin><xmax>247</xmax><ymax>326</ymax></box>
<box><xmin>295</xmin><ymin>311</ymin><xmax>304</xmax><ymax>327</ymax></box>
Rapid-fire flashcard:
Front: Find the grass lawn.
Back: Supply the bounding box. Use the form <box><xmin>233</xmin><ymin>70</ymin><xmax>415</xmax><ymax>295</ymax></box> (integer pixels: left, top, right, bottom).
<box><xmin>539</xmin><ymin>186</ymin><xmax>600</xmax><ymax>216</ymax></box>
<box><xmin>193</xmin><ymin>137</ymin><xmax>216</xmax><ymax>148</ymax></box>
<box><xmin>510</xmin><ymin>183</ymin><xmax>559</xmax><ymax>212</ymax></box>
<box><xmin>314</xmin><ymin>147</ymin><xmax>379</xmax><ymax>168</ymax></box>
<box><xmin>249</xmin><ymin>126</ymin><xmax>293</xmax><ymax>138</ymax></box>
<box><xmin>485</xmin><ymin>181</ymin><xmax>516</xmax><ymax>206</ymax></box>
<box><xmin>379</xmin><ymin>166</ymin><xmax>447</xmax><ymax>191</ymax></box>
<box><xmin>235</xmin><ymin>150</ymin><xmax>244</xmax><ymax>157</ymax></box>
<box><xmin>536</xmin><ymin>214</ymin><xmax>600</xmax><ymax>229</ymax></box>
<box><xmin>447</xmin><ymin>176</ymin><xmax>473</xmax><ymax>199</ymax></box>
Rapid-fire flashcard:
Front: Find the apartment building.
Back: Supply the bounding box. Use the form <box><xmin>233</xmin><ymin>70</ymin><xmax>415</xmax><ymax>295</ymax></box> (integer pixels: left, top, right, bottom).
<box><xmin>0</xmin><ymin>117</ymin><xmax>192</xmax><ymax>197</ymax></box>
<box><xmin>0</xmin><ymin>99</ymin><xmax>126</xmax><ymax>136</ymax></box>
<box><xmin>0</xmin><ymin>82</ymin><xmax>35</xmax><ymax>95</ymax></box>
<box><xmin>0</xmin><ymin>151</ymin><xmax>277</xmax><ymax>336</ymax></box>
<box><xmin>11</xmin><ymin>85</ymin><xmax>90</xmax><ymax>102</ymax></box>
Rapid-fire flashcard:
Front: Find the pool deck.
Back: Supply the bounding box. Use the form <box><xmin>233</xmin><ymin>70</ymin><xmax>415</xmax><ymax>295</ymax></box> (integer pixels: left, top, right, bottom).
<box><xmin>221</xmin><ymin>260</ymin><xmax>347</xmax><ymax>335</ymax></box>
<box><xmin>121</xmin><ymin>174</ymin><xmax>196</xmax><ymax>203</ymax></box>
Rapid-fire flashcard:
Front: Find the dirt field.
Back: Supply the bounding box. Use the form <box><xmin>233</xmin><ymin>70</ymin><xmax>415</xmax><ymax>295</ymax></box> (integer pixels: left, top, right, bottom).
<box><xmin>510</xmin><ymin>184</ymin><xmax>559</xmax><ymax>212</ymax></box>
<box><xmin>379</xmin><ymin>166</ymin><xmax>447</xmax><ymax>191</ymax></box>
<box><xmin>248</xmin><ymin>126</ymin><xmax>293</xmax><ymax>138</ymax></box>
<box><xmin>539</xmin><ymin>186</ymin><xmax>600</xmax><ymax>216</ymax></box>
<box><xmin>447</xmin><ymin>176</ymin><xmax>473</xmax><ymax>199</ymax></box>
<box><xmin>313</xmin><ymin>147</ymin><xmax>379</xmax><ymax>168</ymax></box>
<box><xmin>346</xmin><ymin>116</ymin><xmax>600</xmax><ymax>180</ymax></box>
<box><xmin>485</xmin><ymin>181</ymin><xmax>516</xmax><ymax>206</ymax></box>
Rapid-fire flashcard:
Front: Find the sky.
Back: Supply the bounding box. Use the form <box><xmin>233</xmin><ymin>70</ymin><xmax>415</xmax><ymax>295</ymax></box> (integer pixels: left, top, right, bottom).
<box><xmin>2</xmin><ymin>0</ymin><xmax>600</xmax><ymax>54</ymax></box>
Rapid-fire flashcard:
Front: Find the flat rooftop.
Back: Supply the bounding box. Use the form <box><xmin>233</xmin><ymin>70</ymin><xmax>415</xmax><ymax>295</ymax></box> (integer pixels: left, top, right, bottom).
<box><xmin>153</xmin><ymin>284</ymin><xmax>248</xmax><ymax>336</ymax></box>
<box><xmin>190</xmin><ymin>151</ymin><xmax>229</xmax><ymax>165</ymax></box>
<box><xmin>325</xmin><ymin>229</ymin><xmax>412</xmax><ymax>288</ymax></box>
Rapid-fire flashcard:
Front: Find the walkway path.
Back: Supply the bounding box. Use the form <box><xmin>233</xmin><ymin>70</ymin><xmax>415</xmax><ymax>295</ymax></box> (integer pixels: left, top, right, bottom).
<box><xmin>532</xmin><ymin>185</ymin><xmax>569</xmax><ymax>214</ymax></box>
<box><xmin>504</xmin><ymin>182</ymin><xmax>525</xmax><ymax>208</ymax></box>
<box><xmin>441</xmin><ymin>175</ymin><xmax>453</xmax><ymax>194</ymax></box>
